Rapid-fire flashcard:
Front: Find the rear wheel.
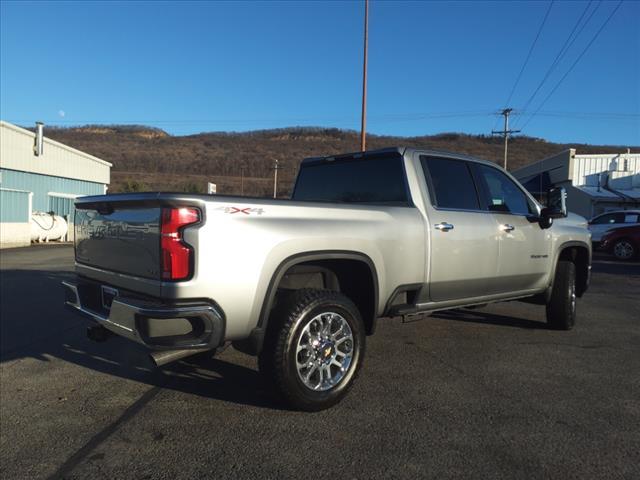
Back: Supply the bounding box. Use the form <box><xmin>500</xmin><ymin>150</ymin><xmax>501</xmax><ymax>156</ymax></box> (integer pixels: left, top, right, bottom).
<box><xmin>612</xmin><ymin>239</ymin><xmax>636</xmax><ymax>260</ymax></box>
<box><xmin>259</xmin><ymin>289</ymin><xmax>365</xmax><ymax>411</ymax></box>
<box><xmin>546</xmin><ymin>261</ymin><xmax>576</xmax><ymax>330</ymax></box>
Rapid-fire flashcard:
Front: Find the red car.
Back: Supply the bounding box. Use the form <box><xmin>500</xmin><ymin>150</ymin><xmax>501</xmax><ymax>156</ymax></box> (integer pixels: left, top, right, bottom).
<box><xmin>600</xmin><ymin>225</ymin><xmax>640</xmax><ymax>260</ymax></box>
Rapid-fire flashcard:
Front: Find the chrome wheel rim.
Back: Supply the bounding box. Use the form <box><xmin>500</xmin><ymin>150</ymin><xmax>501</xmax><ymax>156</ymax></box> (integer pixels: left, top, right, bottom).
<box><xmin>614</xmin><ymin>241</ymin><xmax>634</xmax><ymax>259</ymax></box>
<box><xmin>295</xmin><ymin>312</ymin><xmax>354</xmax><ymax>391</ymax></box>
<box><xmin>570</xmin><ymin>280</ymin><xmax>576</xmax><ymax>315</ymax></box>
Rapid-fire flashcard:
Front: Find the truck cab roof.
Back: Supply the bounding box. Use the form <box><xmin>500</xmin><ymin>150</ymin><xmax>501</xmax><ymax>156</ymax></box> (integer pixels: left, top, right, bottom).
<box><xmin>302</xmin><ymin>146</ymin><xmax>499</xmax><ymax>169</ymax></box>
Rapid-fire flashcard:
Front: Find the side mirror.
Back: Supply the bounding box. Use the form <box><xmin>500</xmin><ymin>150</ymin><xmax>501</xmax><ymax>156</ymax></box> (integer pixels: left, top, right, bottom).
<box><xmin>547</xmin><ymin>187</ymin><xmax>568</xmax><ymax>218</ymax></box>
<box><xmin>539</xmin><ymin>187</ymin><xmax>567</xmax><ymax>229</ymax></box>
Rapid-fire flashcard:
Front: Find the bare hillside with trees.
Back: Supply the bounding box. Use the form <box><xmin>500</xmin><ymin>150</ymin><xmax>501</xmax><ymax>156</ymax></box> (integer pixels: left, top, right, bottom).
<box><xmin>42</xmin><ymin>125</ymin><xmax>636</xmax><ymax>197</ymax></box>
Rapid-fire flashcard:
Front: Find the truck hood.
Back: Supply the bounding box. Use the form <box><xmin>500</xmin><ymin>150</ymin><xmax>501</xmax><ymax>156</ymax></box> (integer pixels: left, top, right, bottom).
<box><xmin>554</xmin><ymin>212</ymin><xmax>588</xmax><ymax>229</ymax></box>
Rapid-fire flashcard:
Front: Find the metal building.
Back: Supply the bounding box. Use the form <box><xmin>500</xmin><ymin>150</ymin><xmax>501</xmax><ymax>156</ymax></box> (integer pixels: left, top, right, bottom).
<box><xmin>513</xmin><ymin>148</ymin><xmax>640</xmax><ymax>219</ymax></box>
<box><xmin>0</xmin><ymin>120</ymin><xmax>111</xmax><ymax>248</ymax></box>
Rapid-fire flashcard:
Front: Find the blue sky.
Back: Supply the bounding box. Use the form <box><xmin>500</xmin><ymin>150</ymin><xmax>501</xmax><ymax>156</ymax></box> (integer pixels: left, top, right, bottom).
<box><xmin>1</xmin><ymin>0</ymin><xmax>638</xmax><ymax>145</ymax></box>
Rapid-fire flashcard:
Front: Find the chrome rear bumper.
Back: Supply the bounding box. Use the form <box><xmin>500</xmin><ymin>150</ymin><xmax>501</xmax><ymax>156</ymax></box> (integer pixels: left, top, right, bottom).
<box><xmin>62</xmin><ymin>280</ymin><xmax>224</xmax><ymax>350</ymax></box>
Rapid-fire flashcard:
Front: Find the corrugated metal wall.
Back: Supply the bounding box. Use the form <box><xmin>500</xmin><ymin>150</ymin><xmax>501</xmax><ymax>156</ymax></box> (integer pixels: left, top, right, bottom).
<box><xmin>0</xmin><ymin>168</ymin><xmax>103</xmax><ymax>216</ymax></box>
<box><xmin>0</xmin><ymin>121</ymin><xmax>111</xmax><ymax>184</ymax></box>
<box><xmin>572</xmin><ymin>154</ymin><xmax>640</xmax><ymax>187</ymax></box>
<box><xmin>0</xmin><ymin>189</ymin><xmax>30</xmax><ymax>222</ymax></box>
<box><xmin>48</xmin><ymin>196</ymin><xmax>74</xmax><ymax>217</ymax></box>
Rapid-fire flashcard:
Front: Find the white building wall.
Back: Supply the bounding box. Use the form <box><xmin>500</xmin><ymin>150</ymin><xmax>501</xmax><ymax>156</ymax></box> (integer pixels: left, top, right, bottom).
<box><xmin>572</xmin><ymin>153</ymin><xmax>640</xmax><ymax>188</ymax></box>
<box><xmin>514</xmin><ymin>149</ymin><xmax>639</xmax><ymax>219</ymax></box>
<box><xmin>0</xmin><ymin>120</ymin><xmax>111</xmax><ymax>184</ymax></box>
<box><xmin>0</xmin><ymin>224</ymin><xmax>31</xmax><ymax>248</ymax></box>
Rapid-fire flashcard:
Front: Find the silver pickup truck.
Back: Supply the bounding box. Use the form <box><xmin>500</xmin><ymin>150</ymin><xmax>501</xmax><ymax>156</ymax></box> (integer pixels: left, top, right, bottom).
<box><xmin>63</xmin><ymin>147</ymin><xmax>591</xmax><ymax>410</ymax></box>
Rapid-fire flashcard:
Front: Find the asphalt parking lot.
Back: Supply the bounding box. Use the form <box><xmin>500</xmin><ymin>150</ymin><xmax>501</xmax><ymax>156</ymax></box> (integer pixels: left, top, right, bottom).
<box><xmin>1</xmin><ymin>245</ymin><xmax>639</xmax><ymax>479</ymax></box>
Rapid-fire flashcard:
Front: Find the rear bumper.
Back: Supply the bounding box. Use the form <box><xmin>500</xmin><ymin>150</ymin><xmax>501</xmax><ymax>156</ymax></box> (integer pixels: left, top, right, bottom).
<box><xmin>62</xmin><ymin>280</ymin><xmax>225</xmax><ymax>350</ymax></box>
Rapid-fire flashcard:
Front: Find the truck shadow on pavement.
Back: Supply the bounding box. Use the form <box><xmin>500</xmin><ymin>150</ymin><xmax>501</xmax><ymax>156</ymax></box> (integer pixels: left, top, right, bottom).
<box><xmin>2</xmin><ymin>258</ymin><xmax>637</xmax><ymax>409</ymax></box>
<box><xmin>431</xmin><ymin>309</ymin><xmax>548</xmax><ymax>329</ymax></box>
<box><xmin>0</xmin><ymin>269</ymin><xmax>284</xmax><ymax>410</ymax></box>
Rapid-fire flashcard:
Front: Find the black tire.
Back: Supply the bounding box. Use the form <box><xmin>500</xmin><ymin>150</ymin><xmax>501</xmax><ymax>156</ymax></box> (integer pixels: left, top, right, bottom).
<box><xmin>612</xmin><ymin>238</ymin><xmax>636</xmax><ymax>260</ymax></box>
<box><xmin>546</xmin><ymin>261</ymin><xmax>577</xmax><ymax>330</ymax></box>
<box><xmin>258</xmin><ymin>289</ymin><xmax>365</xmax><ymax>411</ymax></box>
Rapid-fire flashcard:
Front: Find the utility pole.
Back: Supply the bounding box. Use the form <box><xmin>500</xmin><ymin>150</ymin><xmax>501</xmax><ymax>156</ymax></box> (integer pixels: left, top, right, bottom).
<box><xmin>240</xmin><ymin>166</ymin><xmax>245</xmax><ymax>196</ymax></box>
<box><xmin>272</xmin><ymin>159</ymin><xmax>282</xmax><ymax>199</ymax></box>
<box><xmin>492</xmin><ymin>108</ymin><xmax>520</xmax><ymax>170</ymax></box>
<box><xmin>360</xmin><ymin>0</ymin><xmax>369</xmax><ymax>152</ymax></box>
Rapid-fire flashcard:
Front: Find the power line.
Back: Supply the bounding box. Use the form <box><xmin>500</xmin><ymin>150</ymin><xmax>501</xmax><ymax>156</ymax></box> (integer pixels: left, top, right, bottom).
<box><xmin>9</xmin><ymin>109</ymin><xmax>637</xmax><ymax>131</ymax></box>
<box><xmin>529</xmin><ymin>111</ymin><xmax>639</xmax><ymax>120</ymax></box>
<box><xmin>520</xmin><ymin>0</ymin><xmax>624</xmax><ymax>131</ymax></box>
<box><xmin>513</xmin><ymin>0</ymin><xmax>599</xmax><ymax>128</ymax></box>
<box><xmin>7</xmin><ymin>111</ymin><xmax>495</xmax><ymax>126</ymax></box>
<box><xmin>503</xmin><ymin>1</ymin><xmax>554</xmax><ymax>110</ymax></box>
<box><xmin>492</xmin><ymin>0</ymin><xmax>554</xmax><ymax>132</ymax></box>
<box><xmin>512</xmin><ymin>0</ymin><xmax>600</xmax><ymax>129</ymax></box>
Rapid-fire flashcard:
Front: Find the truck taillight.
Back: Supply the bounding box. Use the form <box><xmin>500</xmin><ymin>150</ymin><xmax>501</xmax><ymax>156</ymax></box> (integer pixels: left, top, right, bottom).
<box><xmin>161</xmin><ymin>207</ymin><xmax>200</xmax><ymax>281</ymax></box>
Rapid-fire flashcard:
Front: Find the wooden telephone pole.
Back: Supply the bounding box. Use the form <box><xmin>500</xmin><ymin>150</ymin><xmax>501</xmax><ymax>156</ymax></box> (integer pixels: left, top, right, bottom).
<box><xmin>360</xmin><ymin>0</ymin><xmax>369</xmax><ymax>152</ymax></box>
<box><xmin>492</xmin><ymin>108</ymin><xmax>520</xmax><ymax>170</ymax></box>
<box><xmin>272</xmin><ymin>159</ymin><xmax>282</xmax><ymax>198</ymax></box>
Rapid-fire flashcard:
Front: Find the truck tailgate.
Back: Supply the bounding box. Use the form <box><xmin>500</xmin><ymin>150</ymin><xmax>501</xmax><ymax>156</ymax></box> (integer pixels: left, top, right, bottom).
<box><xmin>75</xmin><ymin>207</ymin><xmax>162</xmax><ymax>280</ymax></box>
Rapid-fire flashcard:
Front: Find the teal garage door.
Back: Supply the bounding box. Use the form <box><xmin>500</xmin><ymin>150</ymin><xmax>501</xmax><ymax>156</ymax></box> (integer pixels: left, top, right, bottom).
<box><xmin>48</xmin><ymin>195</ymin><xmax>74</xmax><ymax>218</ymax></box>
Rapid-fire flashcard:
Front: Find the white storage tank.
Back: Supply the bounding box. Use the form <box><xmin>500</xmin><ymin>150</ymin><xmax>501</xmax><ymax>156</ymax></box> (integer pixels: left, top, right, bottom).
<box><xmin>30</xmin><ymin>212</ymin><xmax>68</xmax><ymax>243</ymax></box>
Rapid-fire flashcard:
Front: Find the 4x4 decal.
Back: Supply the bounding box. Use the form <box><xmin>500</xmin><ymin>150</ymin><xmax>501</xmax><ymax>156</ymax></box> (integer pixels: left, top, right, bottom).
<box><xmin>215</xmin><ymin>206</ymin><xmax>265</xmax><ymax>215</ymax></box>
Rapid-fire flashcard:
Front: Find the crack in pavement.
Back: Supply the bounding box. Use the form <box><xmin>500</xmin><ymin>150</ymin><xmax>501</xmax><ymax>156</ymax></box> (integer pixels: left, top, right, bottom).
<box><xmin>45</xmin><ymin>386</ymin><xmax>162</xmax><ymax>480</ymax></box>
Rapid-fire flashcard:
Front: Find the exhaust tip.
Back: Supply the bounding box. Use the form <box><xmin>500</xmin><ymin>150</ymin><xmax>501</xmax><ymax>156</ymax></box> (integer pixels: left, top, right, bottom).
<box><xmin>149</xmin><ymin>348</ymin><xmax>210</xmax><ymax>367</ymax></box>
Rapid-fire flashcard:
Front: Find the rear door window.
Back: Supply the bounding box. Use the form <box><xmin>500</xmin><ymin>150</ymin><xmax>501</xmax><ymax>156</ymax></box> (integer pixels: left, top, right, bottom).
<box><xmin>293</xmin><ymin>155</ymin><xmax>409</xmax><ymax>205</ymax></box>
<box><xmin>421</xmin><ymin>156</ymin><xmax>480</xmax><ymax>210</ymax></box>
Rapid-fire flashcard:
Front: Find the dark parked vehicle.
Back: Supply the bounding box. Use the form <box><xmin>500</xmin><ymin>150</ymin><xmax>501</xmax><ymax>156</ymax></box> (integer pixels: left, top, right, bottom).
<box><xmin>600</xmin><ymin>225</ymin><xmax>640</xmax><ymax>260</ymax></box>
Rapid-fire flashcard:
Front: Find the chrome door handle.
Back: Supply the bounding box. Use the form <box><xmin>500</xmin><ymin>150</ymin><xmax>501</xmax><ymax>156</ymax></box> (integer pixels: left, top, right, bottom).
<box><xmin>501</xmin><ymin>224</ymin><xmax>515</xmax><ymax>232</ymax></box>
<box><xmin>435</xmin><ymin>222</ymin><xmax>454</xmax><ymax>232</ymax></box>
